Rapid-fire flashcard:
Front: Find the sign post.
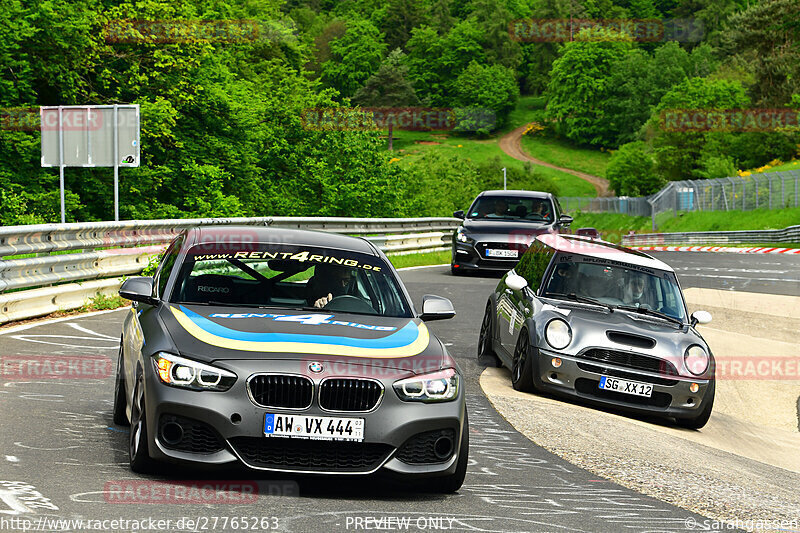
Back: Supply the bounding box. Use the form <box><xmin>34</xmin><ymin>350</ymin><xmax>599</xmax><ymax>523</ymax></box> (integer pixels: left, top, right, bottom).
<box><xmin>41</xmin><ymin>104</ymin><xmax>140</xmax><ymax>222</ymax></box>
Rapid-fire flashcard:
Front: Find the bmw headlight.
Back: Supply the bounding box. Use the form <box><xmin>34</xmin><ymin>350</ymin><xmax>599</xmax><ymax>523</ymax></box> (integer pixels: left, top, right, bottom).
<box><xmin>393</xmin><ymin>368</ymin><xmax>459</xmax><ymax>403</ymax></box>
<box><xmin>456</xmin><ymin>228</ymin><xmax>473</xmax><ymax>244</ymax></box>
<box><xmin>684</xmin><ymin>345</ymin><xmax>709</xmax><ymax>376</ymax></box>
<box><xmin>545</xmin><ymin>319</ymin><xmax>572</xmax><ymax>350</ymax></box>
<box><xmin>152</xmin><ymin>352</ymin><xmax>237</xmax><ymax>391</ymax></box>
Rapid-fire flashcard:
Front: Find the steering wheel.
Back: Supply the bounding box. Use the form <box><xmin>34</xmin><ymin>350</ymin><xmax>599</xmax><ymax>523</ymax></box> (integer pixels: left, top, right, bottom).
<box><xmin>322</xmin><ymin>295</ymin><xmax>376</xmax><ymax>314</ymax></box>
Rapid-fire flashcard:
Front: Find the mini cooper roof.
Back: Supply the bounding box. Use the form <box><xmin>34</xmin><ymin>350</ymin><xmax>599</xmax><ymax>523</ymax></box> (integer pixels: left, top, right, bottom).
<box><xmin>187</xmin><ymin>226</ymin><xmax>380</xmax><ymax>255</ymax></box>
<box><xmin>537</xmin><ymin>233</ymin><xmax>675</xmax><ymax>273</ymax></box>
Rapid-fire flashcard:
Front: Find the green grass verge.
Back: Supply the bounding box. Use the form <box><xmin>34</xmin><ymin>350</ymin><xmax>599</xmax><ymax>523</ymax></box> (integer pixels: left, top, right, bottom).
<box><xmin>390</xmin><ymin>130</ymin><xmax>596</xmax><ymax>197</ymax></box>
<box><xmin>519</xmin><ymin>134</ymin><xmax>610</xmax><ymax>178</ymax></box>
<box><xmin>571</xmin><ymin>206</ymin><xmax>800</xmax><ymax>242</ymax></box>
<box><xmin>388</xmin><ymin>249</ymin><xmax>451</xmax><ymax>269</ymax></box>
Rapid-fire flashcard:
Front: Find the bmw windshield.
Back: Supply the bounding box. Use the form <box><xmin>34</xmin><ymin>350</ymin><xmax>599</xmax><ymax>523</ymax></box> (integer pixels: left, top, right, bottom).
<box><xmin>542</xmin><ymin>256</ymin><xmax>687</xmax><ymax>323</ymax></box>
<box><xmin>169</xmin><ymin>244</ymin><xmax>412</xmax><ymax>318</ymax></box>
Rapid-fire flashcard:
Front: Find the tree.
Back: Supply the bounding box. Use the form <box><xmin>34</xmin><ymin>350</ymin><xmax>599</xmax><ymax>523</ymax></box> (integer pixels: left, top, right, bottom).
<box><xmin>726</xmin><ymin>0</ymin><xmax>800</xmax><ymax>106</ymax></box>
<box><xmin>353</xmin><ymin>49</ymin><xmax>420</xmax><ymax>150</ymax></box>
<box><xmin>606</xmin><ymin>141</ymin><xmax>662</xmax><ymax>195</ymax></box>
<box><xmin>453</xmin><ymin>62</ymin><xmax>519</xmax><ymax>134</ymax></box>
<box><xmin>545</xmin><ymin>27</ymin><xmax>633</xmax><ymax>146</ymax></box>
<box><xmin>320</xmin><ymin>18</ymin><xmax>387</xmax><ymax>98</ymax></box>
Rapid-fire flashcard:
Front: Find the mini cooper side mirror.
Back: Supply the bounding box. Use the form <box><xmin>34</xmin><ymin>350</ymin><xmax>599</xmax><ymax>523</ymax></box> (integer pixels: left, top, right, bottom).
<box><xmin>419</xmin><ymin>294</ymin><xmax>456</xmax><ymax>321</ymax></box>
<box><xmin>558</xmin><ymin>214</ymin><xmax>574</xmax><ymax>227</ymax></box>
<box><xmin>505</xmin><ymin>273</ymin><xmax>528</xmax><ymax>291</ymax></box>
<box><xmin>453</xmin><ymin>210</ymin><xmax>465</xmax><ymax>219</ymax></box>
<box><xmin>690</xmin><ymin>310</ymin><xmax>712</xmax><ymax>327</ymax></box>
<box><xmin>119</xmin><ymin>277</ymin><xmax>158</xmax><ymax>305</ymax></box>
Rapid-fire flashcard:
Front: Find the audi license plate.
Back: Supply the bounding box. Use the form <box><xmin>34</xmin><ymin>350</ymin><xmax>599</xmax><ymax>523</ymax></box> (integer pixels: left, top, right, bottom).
<box><xmin>486</xmin><ymin>249</ymin><xmax>518</xmax><ymax>258</ymax></box>
<box><xmin>264</xmin><ymin>413</ymin><xmax>364</xmax><ymax>442</ymax></box>
<box><xmin>598</xmin><ymin>376</ymin><xmax>653</xmax><ymax>398</ymax></box>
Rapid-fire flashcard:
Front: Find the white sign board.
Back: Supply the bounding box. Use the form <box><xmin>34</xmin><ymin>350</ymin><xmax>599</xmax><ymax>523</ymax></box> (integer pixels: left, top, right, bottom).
<box><xmin>40</xmin><ymin>105</ymin><xmax>140</xmax><ymax>222</ymax></box>
<box><xmin>40</xmin><ymin>105</ymin><xmax>139</xmax><ymax>167</ymax></box>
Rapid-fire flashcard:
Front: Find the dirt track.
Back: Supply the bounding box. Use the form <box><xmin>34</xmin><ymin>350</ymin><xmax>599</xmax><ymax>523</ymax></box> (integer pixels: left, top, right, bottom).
<box><xmin>499</xmin><ymin>125</ymin><xmax>611</xmax><ymax>196</ymax></box>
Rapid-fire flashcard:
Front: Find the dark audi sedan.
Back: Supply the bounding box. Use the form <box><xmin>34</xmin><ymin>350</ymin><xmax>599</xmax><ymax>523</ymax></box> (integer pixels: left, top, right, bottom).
<box><xmin>479</xmin><ymin>234</ymin><xmax>716</xmax><ymax>429</ymax></box>
<box><xmin>114</xmin><ymin>226</ymin><xmax>468</xmax><ymax>491</ymax></box>
<box><xmin>451</xmin><ymin>190</ymin><xmax>573</xmax><ymax>274</ymax></box>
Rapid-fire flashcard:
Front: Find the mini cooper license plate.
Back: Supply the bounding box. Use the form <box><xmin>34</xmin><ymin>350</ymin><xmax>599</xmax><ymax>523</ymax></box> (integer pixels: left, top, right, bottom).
<box><xmin>598</xmin><ymin>376</ymin><xmax>653</xmax><ymax>398</ymax></box>
<box><xmin>486</xmin><ymin>249</ymin><xmax>518</xmax><ymax>258</ymax></box>
<box><xmin>264</xmin><ymin>413</ymin><xmax>365</xmax><ymax>442</ymax></box>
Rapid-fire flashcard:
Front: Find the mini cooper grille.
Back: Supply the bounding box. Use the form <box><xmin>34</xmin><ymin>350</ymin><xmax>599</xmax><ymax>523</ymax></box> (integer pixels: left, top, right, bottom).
<box><xmin>319</xmin><ymin>379</ymin><xmax>382</xmax><ymax>412</ymax></box>
<box><xmin>577</xmin><ymin>363</ymin><xmax>679</xmax><ymax>386</ymax></box>
<box><xmin>395</xmin><ymin>429</ymin><xmax>456</xmax><ymax>464</ymax></box>
<box><xmin>579</xmin><ymin>349</ymin><xmax>679</xmax><ymax>376</ymax></box>
<box><xmin>248</xmin><ymin>375</ymin><xmax>313</xmax><ymax>409</ymax></box>
<box><xmin>575</xmin><ymin>378</ymin><xmax>672</xmax><ymax>408</ymax></box>
<box><xmin>158</xmin><ymin>414</ymin><xmax>225</xmax><ymax>454</ymax></box>
<box><xmin>229</xmin><ymin>437</ymin><xmax>392</xmax><ymax>472</ymax></box>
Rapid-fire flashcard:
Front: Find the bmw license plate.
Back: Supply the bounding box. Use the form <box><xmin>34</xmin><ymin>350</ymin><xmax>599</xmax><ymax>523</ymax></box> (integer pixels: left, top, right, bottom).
<box><xmin>264</xmin><ymin>413</ymin><xmax>364</xmax><ymax>442</ymax></box>
<box><xmin>486</xmin><ymin>249</ymin><xmax>518</xmax><ymax>258</ymax></box>
<box><xmin>598</xmin><ymin>376</ymin><xmax>653</xmax><ymax>398</ymax></box>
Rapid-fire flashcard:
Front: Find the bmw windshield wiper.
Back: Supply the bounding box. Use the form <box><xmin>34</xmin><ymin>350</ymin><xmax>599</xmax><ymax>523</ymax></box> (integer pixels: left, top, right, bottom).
<box><xmin>544</xmin><ymin>292</ymin><xmax>613</xmax><ymax>311</ymax></box>
<box><xmin>614</xmin><ymin>305</ymin><xmax>684</xmax><ymax>327</ymax></box>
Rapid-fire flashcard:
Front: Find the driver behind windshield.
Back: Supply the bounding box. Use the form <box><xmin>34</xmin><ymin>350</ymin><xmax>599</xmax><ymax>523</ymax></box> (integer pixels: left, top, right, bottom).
<box><xmin>308</xmin><ymin>264</ymin><xmax>356</xmax><ymax>308</ymax></box>
<box><xmin>485</xmin><ymin>198</ymin><xmax>508</xmax><ymax>218</ymax></box>
<box><xmin>622</xmin><ymin>270</ymin><xmax>655</xmax><ymax>308</ymax></box>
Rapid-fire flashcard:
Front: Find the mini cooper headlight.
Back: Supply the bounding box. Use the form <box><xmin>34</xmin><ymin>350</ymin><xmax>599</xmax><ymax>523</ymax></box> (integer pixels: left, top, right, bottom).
<box><xmin>684</xmin><ymin>345</ymin><xmax>709</xmax><ymax>376</ymax></box>
<box><xmin>393</xmin><ymin>368</ymin><xmax>459</xmax><ymax>403</ymax></box>
<box><xmin>545</xmin><ymin>319</ymin><xmax>572</xmax><ymax>350</ymax></box>
<box><xmin>152</xmin><ymin>352</ymin><xmax>237</xmax><ymax>391</ymax></box>
<box><xmin>456</xmin><ymin>228</ymin><xmax>473</xmax><ymax>244</ymax></box>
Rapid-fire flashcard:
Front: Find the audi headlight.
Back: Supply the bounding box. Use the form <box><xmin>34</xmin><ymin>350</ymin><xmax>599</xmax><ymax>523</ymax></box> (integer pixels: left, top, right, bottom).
<box><xmin>545</xmin><ymin>319</ymin><xmax>572</xmax><ymax>350</ymax></box>
<box><xmin>393</xmin><ymin>368</ymin><xmax>459</xmax><ymax>402</ymax></box>
<box><xmin>684</xmin><ymin>345</ymin><xmax>709</xmax><ymax>376</ymax></box>
<box><xmin>456</xmin><ymin>228</ymin><xmax>473</xmax><ymax>244</ymax></box>
<box><xmin>152</xmin><ymin>352</ymin><xmax>237</xmax><ymax>391</ymax></box>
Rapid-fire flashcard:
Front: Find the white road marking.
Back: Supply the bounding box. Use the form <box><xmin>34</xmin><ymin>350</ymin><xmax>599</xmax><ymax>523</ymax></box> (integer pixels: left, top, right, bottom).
<box><xmin>66</xmin><ymin>323</ymin><xmax>118</xmax><ymax>340</ymax></box>
<box><xmin>4</xmin><ymin>457</ymin><xmax>18</xmax><ymax>463</ymax></box>
<box><xmin>7</xmin><ymin>334</ymin><xmax>118</xmax><ymax>350</ymax></box>
<box><xmin>0</xmin><ymin>308</ymin><xmax>126</xmax><ymax>336</ymax></box>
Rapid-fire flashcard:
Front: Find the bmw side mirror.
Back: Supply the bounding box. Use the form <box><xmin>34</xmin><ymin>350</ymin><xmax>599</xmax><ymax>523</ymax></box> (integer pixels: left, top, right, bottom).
<box><xmin>453</xmin><ymin>210</ymin><xmax>465</xmax><ymax>219</ymax></box>
<box><xmin>558</xmin><ymin>214</ymin><xmax>573</xmax><ymax>227</ymax></box>
<box><xmin>690</xmin><ymin>310</ymin><xmax>712</xmax><ymax>327</ymax></box>
<box><xmin>419</xmin><ymin>295</ymin><xmax>456</xmax><ymax>321</ymax></box>
<box><xmin>120</xmin><ymin>277</ymin><xmax>158</xmax><ymax>305</ymax></box>
<box><xmin>506</xmin><ymin>273</ymin><xmax>528</xmax><ymax>291</ymax></box>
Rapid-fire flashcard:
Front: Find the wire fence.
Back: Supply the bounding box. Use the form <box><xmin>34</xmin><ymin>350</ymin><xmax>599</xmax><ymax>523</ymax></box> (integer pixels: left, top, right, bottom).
<box><xmin>559</xmin><ymin>170</ymin><xmax>800</xmax><ymax>227</ymax></box>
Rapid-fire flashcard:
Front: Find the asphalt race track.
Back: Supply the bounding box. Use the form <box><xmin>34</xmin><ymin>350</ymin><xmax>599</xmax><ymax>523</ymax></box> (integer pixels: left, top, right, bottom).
<box><xmin>1</xmin><ymin>251</ymin><xmax>794</xmax><ymax>533</ymax></box>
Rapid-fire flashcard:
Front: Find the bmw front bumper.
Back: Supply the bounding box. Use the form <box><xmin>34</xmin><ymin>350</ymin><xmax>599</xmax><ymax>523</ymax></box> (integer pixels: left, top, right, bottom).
<box><xmin>141</xmin><ymin>359</ymin><xmax>466</xmax><ymax>477</ymax></box>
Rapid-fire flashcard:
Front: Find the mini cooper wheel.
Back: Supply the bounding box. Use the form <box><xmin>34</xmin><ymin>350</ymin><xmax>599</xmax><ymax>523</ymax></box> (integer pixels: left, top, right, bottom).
<box><xmin>129</xmin><ymin>367</ymin><xmax>156</xmax><ymax>473</ymax></box>
<box><xmin>112</xmin><ymin>340</ymin><xmax>129</xmax><ymax>426</ymax></box>
<box><xmin>675</xmin><ymin>379</ymin><xmax>715</xmax><ymax>430</ymax></box>
<box><xmin>511</xmin><ymin>331</ymin><xmax>536</xmax><ymax>392</ymax></box>
<box><xmin>477</xmin><ymin>302</ymin><xmax>501</xmax><ymax>367</ymax></box>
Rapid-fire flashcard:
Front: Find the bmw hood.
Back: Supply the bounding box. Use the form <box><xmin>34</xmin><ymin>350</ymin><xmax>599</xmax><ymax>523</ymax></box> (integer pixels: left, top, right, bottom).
<box><xmin>159</xmin><ymin>304</ymin><xmax>449</xmax><ymax>373</ymax></box>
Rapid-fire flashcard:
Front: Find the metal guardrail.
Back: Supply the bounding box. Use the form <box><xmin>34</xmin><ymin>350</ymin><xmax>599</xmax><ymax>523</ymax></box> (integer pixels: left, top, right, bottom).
<box><xmin>0</xmin><ymin>217</ymin><xmax>460</xmax><ymax>325</ymax></box>
<box><xmin>621</xmin><ymin>225</ymin><xmax>800</xmax><ymax>246</ymax></box>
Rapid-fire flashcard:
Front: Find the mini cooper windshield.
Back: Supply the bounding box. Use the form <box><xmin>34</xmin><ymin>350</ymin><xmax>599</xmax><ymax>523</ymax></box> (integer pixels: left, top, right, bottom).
<box><xmin>171</xmin><ymin>244</ymin><xmax>412</xmax><ymax>317</ymax></box>
<box><xmin>542</xmin><ymin>257</ymin><xmax>688</xmax><ymax>323</ymax></box>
